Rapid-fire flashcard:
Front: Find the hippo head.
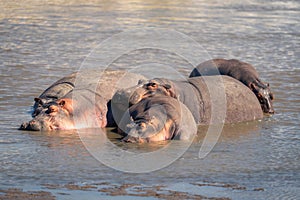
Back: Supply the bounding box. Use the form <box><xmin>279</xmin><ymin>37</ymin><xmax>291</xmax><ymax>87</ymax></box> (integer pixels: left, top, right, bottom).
<box><xmin>111</xmin><ymin>79</ymin><xmax>176</xmax><ymax>125</ymax></box>
<box><xmin>119</xmin><ymin>95</ymin><xmax>180</xmax><ymax>143</ymax></box>
<box><xmin>129</xmin><ymin>78</ymin><xmax>177</xmax><ymax>105</ymax></box>
<box><xmin>250</xmin><ymin>81</ymin><xmax>274</xmax><ymax>114</ymax></box>
<box><xmin>32</xmin><ymin>97</ymin><xmax>57</xmax><ymax>117</ymax></box>
<box><xmin>21</xmin><ymin>95</ymin><xmax>107</xmax><ymax>131</ymax></box>
<box><xmin>20</xmin><ymin>98</ymin><xmax>75</xmax><ymax>131</ymax></box>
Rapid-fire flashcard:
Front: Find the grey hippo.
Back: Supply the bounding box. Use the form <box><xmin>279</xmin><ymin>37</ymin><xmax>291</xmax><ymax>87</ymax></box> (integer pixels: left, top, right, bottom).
<box><xmin>112</xmin><ymin>75</ymin><xmax>264</xmax><ymax>142</ymax></box>
<box><xmin>20</xmin><ymin>70</ymin><xmax>146</xmax><ymax>131</ymax></box>
<box><xmin>117</xmin><ymin>94</ymin><xmax>197</xmax><ymax>143</ymax></box>
<box><xmin>189</xmin><ymin>58</ymin><xmax>274</xmax><ymax>114</ymax></box>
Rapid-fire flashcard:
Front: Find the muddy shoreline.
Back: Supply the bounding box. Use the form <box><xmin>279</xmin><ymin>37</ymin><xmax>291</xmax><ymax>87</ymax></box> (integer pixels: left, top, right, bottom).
<box><xmin>0</xmin><ymin>181</ymin><xmax>265</xmax><ymax>200</ymax></box>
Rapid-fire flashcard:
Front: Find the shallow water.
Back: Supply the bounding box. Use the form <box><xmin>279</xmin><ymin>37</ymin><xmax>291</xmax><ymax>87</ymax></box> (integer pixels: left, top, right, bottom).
<box><xmin>1</xmin><ymin>0</ymin><xmax>300</xmax><ymax>199</ymax></box>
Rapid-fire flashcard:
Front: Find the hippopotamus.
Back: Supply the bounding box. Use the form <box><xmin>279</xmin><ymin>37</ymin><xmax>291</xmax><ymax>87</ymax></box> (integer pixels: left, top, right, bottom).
<box><xmin>117</xmin><ymin>94</ymin><xmax>197</xmax><ymax>143</ymax></box>
<box><xmin>112</xmin><ymin>75</ymin><xmax>263</xmax><ymax>142</ymax></box>
<box><xmin>189</xmin><ymin>59</ymin><xmax>274</xmax><ymax>114</ymax></box>
<box><xmin>20</xmin><ymin>70</ymin><xmax>146</xmax><ymax>131</ymax></box>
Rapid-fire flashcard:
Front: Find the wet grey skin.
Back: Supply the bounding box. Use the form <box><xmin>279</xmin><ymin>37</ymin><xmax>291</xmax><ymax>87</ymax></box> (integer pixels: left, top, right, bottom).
<box><xmin>111</xmin><ymin>79</ymin><xmax>175</xmax><ymax>130</ymax></box>
<box><xmin>114</xmin><ymin>75</ymin><xmax>263</xmax><ymax>142</ymax></box>
<box><xmin>118</xmin><ymin>94</ymin><xmax>197</xmax><ymax>143</ymax></box>
<box><xmin>117</xmin><ymin>76</ymin><xmax>263</xmax><ymax>125</ymax></box>
<box><xmin>189</xmin><ymin>58</ymin><xmax>275</xmax><ymax>114</ymax></box>
<box><xmin>249</xmin><ymin>81</ymin><xmax>274</xmax><ymax>114</ymax></box>
<box><xmin>20</xmin><ymin>99</ymin><xmax>75</xmax><ymax>131</ymax></box>
<box><xmin>20</xmin><ymin>70</ymin><xmax>146</xmax><ymax>131</ymax></box>
<box><xmin>20</xmin><ymin>110</ymin><xmax>72</xmax><ymax>131</ymax></box>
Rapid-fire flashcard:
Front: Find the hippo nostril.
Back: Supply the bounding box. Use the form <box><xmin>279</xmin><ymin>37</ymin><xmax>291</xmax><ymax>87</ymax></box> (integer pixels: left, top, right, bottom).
<box><xmin>269</xmin><ymin>110</ymin><xmax>275</xmax><ymax>114</ymax></box>
<box><xmin>122</xmin><ymin>136</ymin><xmax>137</xmax><ymax>143</ymax></box>
<box><xmin>20</xmin><ymin>120</ymin><xmax>41</xmax><ymax>131</ymax></box>
<box><xmin>138</xmin><ymin>122</ymin><xmax>147</xmax><ymax>130</ymax></box>
<box><xmin>122</xmin><ymin>135</ymin><xmax>145</xmax><ymax>143</ymax></box>
<box><xmin>19</xmin><ymin>122</ymin><xmax>29</xmax><ymax>130</ymax></box>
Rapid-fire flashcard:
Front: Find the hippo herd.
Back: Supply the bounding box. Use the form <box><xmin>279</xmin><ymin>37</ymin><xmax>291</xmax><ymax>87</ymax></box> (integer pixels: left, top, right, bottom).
<box><xmin>20</xmin><ymin>59</ymin><xmax>274</xmax><ymax>143</ymax></box>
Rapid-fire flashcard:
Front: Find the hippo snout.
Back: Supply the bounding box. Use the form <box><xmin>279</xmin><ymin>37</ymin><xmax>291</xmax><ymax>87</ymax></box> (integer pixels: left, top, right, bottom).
<box><xmin>268</xmin><ymin>108</ymin><xmax>275</xmax><ymax>114</ymax></box>
<box><xmin>121</xmin><ymin>135</ymin><xmax>146</xmax><ymax>143</ymax></box>
<box><xmin>19</xmin><ymin>120</ymin><xmax>41</xmax><ymax>131</ymax></box>
<box><xmin>265</xmin><ymin>108</ymin><xmax>275</xmax><ymax>115</ymax></box>
<box><xmin>19</xmin><ymin>122</ymin><xmax>29</xmax><ymax>130</ymax></box>
<box><xmin>261</xmin><ymin>99</ymin><xmax>275</xmax><ymax>115</ymax></box>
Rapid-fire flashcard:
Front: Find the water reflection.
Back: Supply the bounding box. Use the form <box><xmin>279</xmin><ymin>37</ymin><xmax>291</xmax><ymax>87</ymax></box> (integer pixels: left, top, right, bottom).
<box><xmin>195</xmin><ymin>121</ymin><xmax>261</xmax><ymax>143</ymax></box>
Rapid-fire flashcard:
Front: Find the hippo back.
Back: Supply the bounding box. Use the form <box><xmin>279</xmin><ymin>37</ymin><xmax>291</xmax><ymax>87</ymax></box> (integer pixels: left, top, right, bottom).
<box><xmin>189</xmin><ymin>59</ymin><xmax>260</xmax><ymax>86</ymax></box>
<box><xmin>63</xmin><ymin>70</ymin><xmax>146</xmax><ymax>127</ymax></box>
<box><xmin>38</xmin><ymin>72</ymin><xmax>76</xmax><ymax>100</ymax></box>
<box><xmin>188</xmin><ymin>75</ymin><xmax>263</xmax><ymax>124</ymax></box>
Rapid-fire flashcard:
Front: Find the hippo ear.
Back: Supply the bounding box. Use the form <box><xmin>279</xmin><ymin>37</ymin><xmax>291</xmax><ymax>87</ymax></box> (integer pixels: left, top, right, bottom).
<box><xmin>34</xmin><ymin>98</ymin><xmax>44</xmax><ymax>105</ymax></box>
<box><xmin>162</xmin><ymin>84</ymin><xmax>177</xmax><ymax>99</ymax></box>
<box><xmin>58</xmin><ymin>99</ymin><xmax>65</xmax><ymax>106</ymax></box>
<box><xmin>138</xmin><ymin>79</ymin><xmax>147</xmax><ymax>85</ymax></box>
<box><xmin>249</xmin><ymin>83</ymin><xmax>259</xmax><ymax>93</ymax></box>
<box><xmin>57</xmin><ymin>98</ymin><xmax>73</xmax><ymax>114</ymax></box>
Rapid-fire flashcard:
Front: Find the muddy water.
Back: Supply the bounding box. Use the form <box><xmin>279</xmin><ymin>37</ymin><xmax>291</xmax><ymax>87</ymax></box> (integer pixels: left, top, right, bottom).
<box><xmin>1</xmin><ymin>0</ymin><xmax>299</xmax><ymax>199</ymax></box>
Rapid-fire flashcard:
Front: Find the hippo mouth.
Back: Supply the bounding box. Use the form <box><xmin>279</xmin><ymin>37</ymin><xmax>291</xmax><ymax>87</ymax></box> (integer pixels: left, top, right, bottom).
<box><xmin>121</xmin><ymin>120</ymin><xmax>155</xmax><ymax>143</ymax></box>
<box><xmin>261</xmin><ymin>105</ymin><xmax>275</xmax><ymax>115</ymax></box>
<box><xmin>19</xmin><ymin>116</ymin><xmax>65</xmax><ymax>131</ymax></box>
<box><xmin>19</xmin><ymin>121</ymin><xmax>41</xmax><ymax>131</ymax></box>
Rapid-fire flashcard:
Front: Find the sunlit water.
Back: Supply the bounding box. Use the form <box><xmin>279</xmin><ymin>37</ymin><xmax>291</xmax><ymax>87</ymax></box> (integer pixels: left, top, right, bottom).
<box><xmin>1</xmin><ymin>0</ymin><xmax>299</xmax><ymax>199</ymax></box>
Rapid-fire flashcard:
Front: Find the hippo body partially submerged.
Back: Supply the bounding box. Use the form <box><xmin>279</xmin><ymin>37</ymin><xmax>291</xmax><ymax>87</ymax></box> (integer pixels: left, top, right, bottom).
<box><xmin>121</xmin><ymin>76</ymin><xmax>263</xmax><ymax>125</ymax></box>
<box><xmin>189</xmin><ymin>59</ymin><xmax>274</xmax><ymax>114</ymax></box>
<box><xmin>114</xmin><ymin>75</ymin><xmax>263</xmax><ymax>142</ymax></box>
<box><xmin>20</xmin><ymin>70</ymin><xmax>145</xmax><ymax>131</ymax></box>
<box><xmin>118</xmin><ymin>94</ymin><xmax>197</xmax><ymax>143</ymax></box>
<box><xmin>188</xmin><ymin>76</ymin><xmax>263</xmax><ymax>124</ymax></box>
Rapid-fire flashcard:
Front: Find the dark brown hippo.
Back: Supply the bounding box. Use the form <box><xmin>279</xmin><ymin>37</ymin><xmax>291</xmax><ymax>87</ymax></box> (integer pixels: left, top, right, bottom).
<box><xmin>117</xmin><ymin>94</ymin><xmax>197</xmax><ymax>143</ymax></box>
<box><xmin>189</xmin><ymin>59</ymin><xmax>274</xmax><ymax>114</ymax></box>
<box><xmin>20</xmin><ymin>70</ymin><xmax>146</xmax><ymax>131</ymax></box>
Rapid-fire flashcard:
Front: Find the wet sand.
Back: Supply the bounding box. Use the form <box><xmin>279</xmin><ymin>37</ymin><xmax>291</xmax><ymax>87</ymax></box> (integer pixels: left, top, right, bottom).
<box><xmin>1</xmin><ymin>181</ymin><xmax>266</xmax><ymax>200</ymax></box>
<box><xmin>0</xmin><ymin>189</ymin><xmax>55</xmax><ymax>200</ymax></box>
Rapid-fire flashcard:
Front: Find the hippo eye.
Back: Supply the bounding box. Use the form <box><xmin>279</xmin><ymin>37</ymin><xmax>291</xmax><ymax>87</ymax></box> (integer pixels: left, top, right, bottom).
<box><xmin>47</xmin><ymin>105</ymin><xmax>58</xmax><ymax>113</ymax></box>
<box><xmin>146</xmin><ymin>82</ymin><xmax>159</xmax><ymax>90</ymax></box>
<box><xmin>147</xmin><ymin>82</ymin><xmax>157</xmax><ymax>87</ymax></box>
<box><xmin>34</xmin><ymin>98</ymin><xmax>44</xmax><ymax>106</ymax></box>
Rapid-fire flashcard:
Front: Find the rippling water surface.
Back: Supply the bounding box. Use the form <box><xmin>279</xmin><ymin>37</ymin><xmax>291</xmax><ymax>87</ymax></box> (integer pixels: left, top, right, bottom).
<box><xmin>1</xmin><ymin>0</ymin><xmax>299</xmax><ymax>199</ymax></box>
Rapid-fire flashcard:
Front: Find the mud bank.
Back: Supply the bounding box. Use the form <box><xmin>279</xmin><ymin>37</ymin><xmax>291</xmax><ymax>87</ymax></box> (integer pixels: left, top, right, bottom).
<box><xmin>0</xmin><ymin>181</ymin><xmax>266</xmax><ymax>200</ymax></box>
